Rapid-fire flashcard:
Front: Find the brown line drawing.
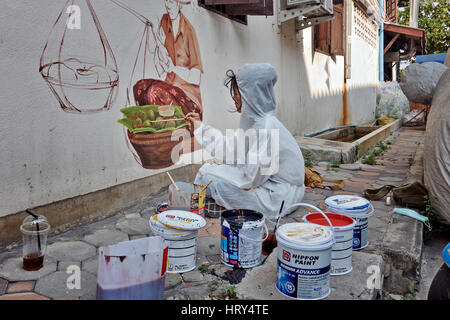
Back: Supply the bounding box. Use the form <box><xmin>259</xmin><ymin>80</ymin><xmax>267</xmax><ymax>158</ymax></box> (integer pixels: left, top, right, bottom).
<box><xmin>40</xmin><ymin>0</ymin><xmax>119</xmax><ymax>114</ymax></box>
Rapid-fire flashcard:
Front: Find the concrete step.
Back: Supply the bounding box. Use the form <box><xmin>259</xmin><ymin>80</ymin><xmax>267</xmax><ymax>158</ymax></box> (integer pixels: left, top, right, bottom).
<box><xmin>235</xmin><ymin>249</ymin><xmax>384</xmax><ymax>300</ymax></box>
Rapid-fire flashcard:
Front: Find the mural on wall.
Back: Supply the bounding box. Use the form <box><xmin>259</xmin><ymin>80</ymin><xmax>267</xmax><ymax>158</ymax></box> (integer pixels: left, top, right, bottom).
<box><xmin>39</xmin><ymin>0</ymin><xmax>204</xmax><ymax>169</ymax></box>
<box><xmin>39</xmin><ymin>0</ymin><xmax>119</xmax><ymax>114</ymax></box>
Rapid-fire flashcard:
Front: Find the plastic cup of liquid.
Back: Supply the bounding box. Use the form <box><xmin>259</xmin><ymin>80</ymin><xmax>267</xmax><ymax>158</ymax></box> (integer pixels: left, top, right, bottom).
<box><xmin>20</xmin><ymin>216</ymin><xmax>50</xmax><ymax>271</ymax></box>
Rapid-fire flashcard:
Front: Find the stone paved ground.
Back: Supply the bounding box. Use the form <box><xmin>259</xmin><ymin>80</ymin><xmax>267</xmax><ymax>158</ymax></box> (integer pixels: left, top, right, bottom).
<box><xmin>0</xmin><ymin>127</ymin><xmax>427</xmax><ymax>300</ymax></box>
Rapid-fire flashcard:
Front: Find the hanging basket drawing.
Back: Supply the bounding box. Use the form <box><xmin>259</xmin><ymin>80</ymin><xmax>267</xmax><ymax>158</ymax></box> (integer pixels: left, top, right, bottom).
<box><xmin>39</xmin><ymin>0</ymin><xmax>119</xmax><ymax>114</ymax></box>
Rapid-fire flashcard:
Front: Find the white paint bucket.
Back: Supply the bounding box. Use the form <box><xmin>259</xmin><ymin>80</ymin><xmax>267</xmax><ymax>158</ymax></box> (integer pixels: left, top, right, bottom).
<box><xmin>220</xmin><ymin>209</ymin><xmax>268</xmax><ymax>268</ymax></box>
<box><xmin>325</xmin><ymin>195</ymin><xmax>374</xmax><ymax>250</ymax></box>
<box><xmin>275</xmin><ymin>203</ymin><xmax>335</xmax><ymax>300</ymax></box>
<box><xmin>149</xmin><ymin>213</ymin><xmax>203</xmax><ymax>273</ymax></box>
<box><xmin>303</xmin><ymin>212</ymin><xmax>356</xmax><ymax>275</ymax></box>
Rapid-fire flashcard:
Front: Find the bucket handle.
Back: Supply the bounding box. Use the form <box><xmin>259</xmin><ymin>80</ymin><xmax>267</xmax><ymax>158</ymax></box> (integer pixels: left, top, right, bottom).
<box><xmin>236</xmin><ymin>223</ymin><xmax>269</xmax><ymax>243</ymax></box>
<box><xmin>277</xmin><ymin>203</ymin><xmax>335</xmax><ymax>240</ymax></box>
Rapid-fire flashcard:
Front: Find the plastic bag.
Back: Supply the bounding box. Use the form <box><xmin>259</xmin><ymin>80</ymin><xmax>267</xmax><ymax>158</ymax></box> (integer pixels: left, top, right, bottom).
<box><xmin>376</xmin><ymin>82</ymin><xmax>410</xmax><ymax>120</ymax></box>
<box><xmin>96</xmin><ymin>236</ymin><xmax>168</xmax><ymax>300</ymax></box>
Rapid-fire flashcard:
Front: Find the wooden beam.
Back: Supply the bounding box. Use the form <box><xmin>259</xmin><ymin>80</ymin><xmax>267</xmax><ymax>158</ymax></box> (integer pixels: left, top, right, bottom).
<box><xmin>384</xmin><ymin>33</ymin><xmax>400</xmax><ymax>55</ymax></box>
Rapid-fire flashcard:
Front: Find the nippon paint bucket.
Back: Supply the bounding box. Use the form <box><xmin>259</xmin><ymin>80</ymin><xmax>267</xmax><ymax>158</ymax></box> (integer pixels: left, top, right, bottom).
<box><xmin>275</xmin><ymin>203</ymin><xmax>335</xmax><ymax>300</ymax></box>
<box><xmin>220</xmin><ymin>209</ymin><xmax>268</xmax><ymax>268</ymax></box>
<box><xmin>149</xmin><ymin>210</ymin><xmax>206</xmax><ymax>273</ymax></box>
<box><xmin>303</xmin><ymin>212</ymin><xmax>356</xmax><ymax>275</ymax></box>
<box><xmin>325</xmin><ymin>195</ymin><xmax>374</xmax><ymax>250</ymax></box>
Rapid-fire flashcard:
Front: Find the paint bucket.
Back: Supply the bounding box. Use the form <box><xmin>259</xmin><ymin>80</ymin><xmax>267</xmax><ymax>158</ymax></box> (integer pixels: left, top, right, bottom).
<box><xmin>303</xmin><ymin>212</ymin><xmax>356</xmax><ymax>275</ymax></box>
<box><xmin>149</xmin><ymin>210</ymin><xmax>206</xmax><ymax>273</ymax></box>
<box><xmin>220</xmin><ymin>209</ymin><xmax>269</xmax><ymax>268</ymax></box>
<box><xmin>325</xmin><ymin>195</ymin><xmax>374</xmax><ymax>250</ymax></box>
<box><xmin>275</xmin><ymin>203</ymin><xmax>335</xmax><ymax>300</ymax></box>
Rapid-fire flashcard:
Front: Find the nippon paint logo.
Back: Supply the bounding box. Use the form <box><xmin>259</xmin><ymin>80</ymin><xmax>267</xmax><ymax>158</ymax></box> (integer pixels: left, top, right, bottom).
<box><xmin>171</xmin><ymin>128</ymin><xmax>280</xmax><ymax>176</ymax></box>
<box><xmin>282</xmin><ymin>250</ymin><xmax>291</xmax><ymax>262</ymax></box>
<box><xmin>66</xmin><ymin>5</ymin><xmax>81</xmax><ymax>30</ymax></box>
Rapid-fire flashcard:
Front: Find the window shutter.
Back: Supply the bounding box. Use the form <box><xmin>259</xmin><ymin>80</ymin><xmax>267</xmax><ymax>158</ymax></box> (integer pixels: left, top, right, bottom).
<box><xmin>315</xmin><ymin>21</ymin><xmax>331</xmax><ymax>54</ymax></box>
<box><xmin>225</xmin><ymin>0</ymin><xmax>274</xmax><ymax>15</ymax></box>
<box><xmin>330</xmin><ymin>4</ymin><xmax>344</xmax><ymax>55</ymax></box>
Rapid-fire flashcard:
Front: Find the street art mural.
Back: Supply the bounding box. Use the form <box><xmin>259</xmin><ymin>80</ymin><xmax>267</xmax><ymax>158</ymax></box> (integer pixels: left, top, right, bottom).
<box><xmin>39</xmin><ymin>0</ymin><xmax>203</xmax><ymax>169</ymax></box>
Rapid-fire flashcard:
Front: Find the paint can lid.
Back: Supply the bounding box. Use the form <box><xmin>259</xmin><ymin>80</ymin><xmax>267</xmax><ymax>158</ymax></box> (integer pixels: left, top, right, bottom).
<box><xmin>149</xmin><ymin>214</ymin><xmax>193</xmax><ymax>238</ymax></box>
<box><xmin>325</xmin><ymin>195</ymin><xmax>370</xmax><ymax>211</ymax></box>
<box><xmin>157</xmin><ymin>210</ymin><xmax>206</xmax><ymax>231</ymax></box>
<box><xmin>277</xmin><ymin>222</ymin><xmax>333</xmax><ymax>247</ymax></box>
<box><xmin>303</xmin><ymin>212</ymin><xmax>356</xmax><ymax>230</ymax></box>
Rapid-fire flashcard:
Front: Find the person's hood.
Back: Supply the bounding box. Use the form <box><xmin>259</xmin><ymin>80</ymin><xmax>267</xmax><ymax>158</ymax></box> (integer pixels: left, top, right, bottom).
<box><xmin>235</xmin><ymin>63</ymin><xmax>278</xmax><ymax>119</ymax></box>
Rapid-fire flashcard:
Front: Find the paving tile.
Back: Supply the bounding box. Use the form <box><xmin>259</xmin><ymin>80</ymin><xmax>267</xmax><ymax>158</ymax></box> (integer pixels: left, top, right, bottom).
<box><xmin>349</xmin><ymin>177</ymin><xmax>378</xmax><ymax>184</ymax></box>
<box><xmin>83</xmin><ymin>229</ymin><xmax>129</xmax><ymax>248</ymax></box>
<box><xmin>34</xmin><ymin>271</ymin><xmax>97</xmax><ymax>299</ymax></box>
<box><xmin>0</xmin><ymin>293</ymin><xmax>50</xmax><ymax>300</ymax></box>
<box><xmin>81</xmin><ymin>257</ymin><xmax>98</xmax><ymax>275</ymax></box>
<box><xmin>58</xmin><ymin>261</ymin><xmax>80</xmax><ymax>272</ymax></box>
<box><xmin>6</xmin><ymin>281</ymin><xmax>35</xmax><ymax>294</ymax></box>
<box><xmin>356</xmin><ymin>171</ymin><xmax>380</xmax><ymax>177</ymax></box>
<box><xmin>0</xmin><ymin>278</ymin><xmax>7</xmax><ymax>295</ymax></box>
<box><xmin>0</xmin><ymin>257</ymin><xmax>57</xmax><ymax>281</ymax></box>
<box><xmin>115</xmin><ymin>215</ymin><xmax>151</xmax><ymax>235</ymax></box>
<box><xmin>46</xmin><ymin>241</ymin><xmax>96</xmax><ymax>262</ymax></box>
<box><xmin>198</xmin><ymin>228</ymin><xmax>209</xmax><ymax>237</ymax></box>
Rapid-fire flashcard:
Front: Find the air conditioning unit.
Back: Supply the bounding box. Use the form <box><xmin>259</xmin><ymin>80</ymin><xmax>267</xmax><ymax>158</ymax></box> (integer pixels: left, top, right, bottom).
<box><xmin>287</xmin><ymin>0</ymin><xmax>333</xmax><ymax>16</ymax></box>
<box><xmin>278</xmin><ymin>0</ymin><xmax>334</xmax><ymax>28</ymax></box>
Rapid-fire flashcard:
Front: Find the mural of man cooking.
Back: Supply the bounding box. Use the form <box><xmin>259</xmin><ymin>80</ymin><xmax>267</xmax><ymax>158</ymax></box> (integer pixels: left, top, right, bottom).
<box><xmin>134</xmin><ymin>0</ymin><xmax>204</xmax><ymax>118</ymax></box>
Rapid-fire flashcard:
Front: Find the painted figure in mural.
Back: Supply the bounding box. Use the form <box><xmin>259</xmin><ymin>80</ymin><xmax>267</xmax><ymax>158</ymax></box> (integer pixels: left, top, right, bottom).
<box><xmin>133</xmin><ymin>0</ymin><xmax>203</xmax><ymax>118</ymax></box>
<box><xmin>185</xmin><ymin>63</ymin><xmax>306</xmax><ymax>219</ymax></box>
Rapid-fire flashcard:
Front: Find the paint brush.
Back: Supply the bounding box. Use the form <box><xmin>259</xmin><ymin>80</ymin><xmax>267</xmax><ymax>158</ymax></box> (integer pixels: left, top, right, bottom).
<box><xmin>166</xmin><ymin>172</ymin><xmax>179</xmax><ymax>191</ymax></box>
<box><xmin>273</xmin><ymin>200</ymin><xmax>285</xmax><ymax>235</ymax></box>
<box><xmin>200</xmin><ymin>180</ymin><xmax>213</xmax><ymax>194</ymax></box>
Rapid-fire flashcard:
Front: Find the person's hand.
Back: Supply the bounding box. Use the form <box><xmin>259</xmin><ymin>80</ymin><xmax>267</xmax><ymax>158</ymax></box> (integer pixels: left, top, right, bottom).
<box><xmin>185</xmin><ymin>112</ymin><xmax>202</xmax><ymax>134</ymax></box>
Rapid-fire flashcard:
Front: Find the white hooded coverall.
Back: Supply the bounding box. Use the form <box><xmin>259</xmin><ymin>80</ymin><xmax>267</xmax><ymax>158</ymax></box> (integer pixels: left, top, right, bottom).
<box><xmin>194</xmin><ymin>63</ymin><xmax>305</xmax><ymax>219</ymax></box>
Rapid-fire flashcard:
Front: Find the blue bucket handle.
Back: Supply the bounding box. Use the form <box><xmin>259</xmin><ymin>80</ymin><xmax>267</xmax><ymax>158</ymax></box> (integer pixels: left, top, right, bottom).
<box><xmin>277</xmin><ymin>203</ymin><xmax>336</xmax><ymax>242</ymax></box>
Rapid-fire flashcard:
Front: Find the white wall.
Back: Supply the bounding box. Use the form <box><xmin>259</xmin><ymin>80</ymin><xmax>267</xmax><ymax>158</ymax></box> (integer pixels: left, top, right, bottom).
<box><xmin>0</xmin><ymin>1</ymin><xmax>378</xmax><ymax>217</ymax></box>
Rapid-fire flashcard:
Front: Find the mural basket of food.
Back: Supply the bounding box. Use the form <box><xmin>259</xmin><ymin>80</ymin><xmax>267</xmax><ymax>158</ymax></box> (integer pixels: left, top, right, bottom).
<box><xmin>118</xmin><ymin>105</ymin><xmax>190</xmax><ymax>169</ymax></box>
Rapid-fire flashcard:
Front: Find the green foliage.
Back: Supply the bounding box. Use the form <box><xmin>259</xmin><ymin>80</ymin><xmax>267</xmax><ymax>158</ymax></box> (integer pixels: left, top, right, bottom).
<box><xmin>397</xmin><ymin>0</ymin><xmax>450</xmax><ymax>54</ymax></box>
<box><xmin>330</xmin><ymin>159</ymin><xmax>341</xmax><ymax>168</ymax></box>
<box><xmin>377</xmin><ymin>141</ymin><xmax>389</xmax><ymax>152</ymax></box>
<box><xmin>362</xmin><ymin>154</ymin><xmax>377</xmax><ymax>165</ymax></box>
<box><xmin>221</xmin><ymin>286</ymin><xmax>238</xmax><ymax>300</ymax></box>
<box><xmin>208</xmin><ymin>279</ymin><xmax>219</xmax><ymax>292</ymax></box>
<box><xmin>355</xmin><ymin>144</ymin><xmax>361</xmax><ymax>159</ymax></box>
<box><xmin>304</xmin><ymin>151</ymin><xmax>316</xmax><ymax>168</ymax></box>
<box><xmin>402</xmin><ymin>284</ymin><xmax>416</xmax><ymax>300</ymax></box>
<box><xmin>408</xmin><ymin>157</ymin><xmax>415</xmax><ymax>167</ymax></box>
<box><xmin>198</xmin><ymin>263</ymin><xmax>211</xmax><ymax>274</ymax></box>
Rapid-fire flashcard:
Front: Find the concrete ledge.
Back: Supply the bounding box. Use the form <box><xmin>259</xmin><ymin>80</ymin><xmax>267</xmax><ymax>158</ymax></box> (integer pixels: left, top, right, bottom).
<box><xmin>296</xmin><ymin>119</ymin><xmax>402</xmax><ymax>163</ymax></box>
<box><xmin>235</xmin><ymin>249</ymin><xmax>384</xmax><ymax>300</ymax></box>
<box><xmin>0</xmin><ymin>164</ymin><xmax>200</xmax><ymax>252</ymax></box>
<box><xmin>381</xmin><ymin>215</ymin><xmax>423</xmax><ymax>294</ymax></box>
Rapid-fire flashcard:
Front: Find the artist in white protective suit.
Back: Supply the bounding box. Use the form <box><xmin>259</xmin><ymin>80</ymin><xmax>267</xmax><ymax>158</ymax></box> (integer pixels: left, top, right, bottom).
<box><xmin>185</xmin><ymin>63</ymin><xmax>305</xmax><ymax>219</ymax></box>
